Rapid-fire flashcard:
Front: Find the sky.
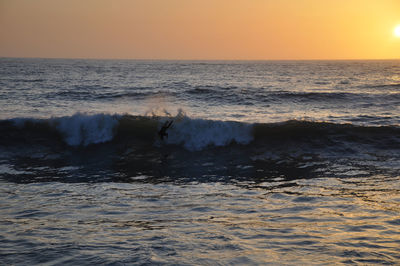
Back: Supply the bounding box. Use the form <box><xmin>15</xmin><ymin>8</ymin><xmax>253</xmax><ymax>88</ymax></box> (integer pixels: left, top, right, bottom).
<box><xmin>0</xmin><ymin>0</ymin><xmax>400</xmax><ymax>60</ymax></box>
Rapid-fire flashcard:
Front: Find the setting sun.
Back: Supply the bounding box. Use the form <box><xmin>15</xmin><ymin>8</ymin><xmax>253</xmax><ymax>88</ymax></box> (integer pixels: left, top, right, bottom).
<box><xmin>395</xmin><ymin>25</ymin><xmax>400</xmax><ymax>37</ymax></box>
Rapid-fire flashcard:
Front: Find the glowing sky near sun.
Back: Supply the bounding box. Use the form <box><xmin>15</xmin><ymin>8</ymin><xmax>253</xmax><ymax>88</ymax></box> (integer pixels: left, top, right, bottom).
<box><xmin>0</xmin><ymin>0</ymin><xmax>399</xmax><ymax>60</ymax></box>
<box><xmin>394</xmin><ymin>25</ymin><xmax>400</xmax><ymax>38</ymax></box>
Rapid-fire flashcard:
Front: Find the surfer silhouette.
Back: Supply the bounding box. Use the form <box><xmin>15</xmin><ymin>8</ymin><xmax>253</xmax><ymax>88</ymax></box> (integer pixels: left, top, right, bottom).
<box><xmin>158</xmin><ymin>120</ymin><xmax>173</xmax><ymax>140</ymax></box>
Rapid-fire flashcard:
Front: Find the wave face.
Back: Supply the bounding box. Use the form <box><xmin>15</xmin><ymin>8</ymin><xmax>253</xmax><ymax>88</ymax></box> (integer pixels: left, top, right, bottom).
<box><xmin>2</xmin><ymin>113</ymin><xmax>400</xmax><ymax>151</ymax></box>
<box><xmin>8</xmin><ymin>114</ymin><xmax>121</xmax><ymax>147</ymax></box>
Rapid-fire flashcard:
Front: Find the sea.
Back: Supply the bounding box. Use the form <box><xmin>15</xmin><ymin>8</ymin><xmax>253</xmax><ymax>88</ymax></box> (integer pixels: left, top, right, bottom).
<box><xmin>1</xmin><ymin>58</ymin><xmax>400</xmax><ymax>265</ymax></box>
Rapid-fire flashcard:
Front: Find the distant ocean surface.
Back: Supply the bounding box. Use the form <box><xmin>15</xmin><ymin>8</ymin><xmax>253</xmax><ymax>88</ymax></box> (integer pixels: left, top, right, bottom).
<box><xmin>1</xmin><ymin>58</ymin><xmax>400</xmax><ymax>264</ymax></box>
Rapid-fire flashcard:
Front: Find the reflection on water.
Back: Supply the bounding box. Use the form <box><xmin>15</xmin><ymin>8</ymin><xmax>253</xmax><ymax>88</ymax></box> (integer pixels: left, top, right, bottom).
<box><xmin>1</xmin><ymin>174</ymin><xmax>399</xmax><ymax>265</ymax></box>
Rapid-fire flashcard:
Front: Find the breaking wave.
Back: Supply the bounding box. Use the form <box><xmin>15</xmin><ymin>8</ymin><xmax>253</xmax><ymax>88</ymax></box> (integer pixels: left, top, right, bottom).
<box><xmin>1</xmin><ymin>112</ymin><xmax>399</xmax><ymax>152</ymax></box>
<box><xmin>1</xmin><ymin>112</ymin><xmax>253</xmax><ymax>151</ymax></box>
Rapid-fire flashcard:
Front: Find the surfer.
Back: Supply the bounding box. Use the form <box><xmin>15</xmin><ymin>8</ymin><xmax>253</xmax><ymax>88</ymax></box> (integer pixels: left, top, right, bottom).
<box><xmin>158</xmin><ymin>120</ymin><xmax>173</xmax><ymax>140</ymax></box>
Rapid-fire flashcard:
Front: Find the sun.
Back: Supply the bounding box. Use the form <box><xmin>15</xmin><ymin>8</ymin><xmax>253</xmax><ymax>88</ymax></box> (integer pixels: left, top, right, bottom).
<box><xmin>394</xmin><ymin>25</ymin><xmax>400</xmax><ymax>38</ymax></box>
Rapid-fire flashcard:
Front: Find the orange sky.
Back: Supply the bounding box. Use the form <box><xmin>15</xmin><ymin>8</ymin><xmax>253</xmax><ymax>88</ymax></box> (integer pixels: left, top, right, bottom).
<box><xmin>1</xmin><ymin>0</ymin><xmax>399</xmax><ymax>60</ymax></box>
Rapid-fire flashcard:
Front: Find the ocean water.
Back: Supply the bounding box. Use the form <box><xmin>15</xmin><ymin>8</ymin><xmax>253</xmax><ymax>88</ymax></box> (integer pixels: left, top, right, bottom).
<box><xmin>1</xmin><ymin>58</ymin><xmax>400</xmax><ymax>265</ymax></box>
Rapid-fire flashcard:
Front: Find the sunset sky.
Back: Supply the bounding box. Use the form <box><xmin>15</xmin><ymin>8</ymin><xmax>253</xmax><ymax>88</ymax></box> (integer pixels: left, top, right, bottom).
<box><xmin>1</xmin><ymin>0</ymin><xmax>400</xmax><ymax>60</ymax></box>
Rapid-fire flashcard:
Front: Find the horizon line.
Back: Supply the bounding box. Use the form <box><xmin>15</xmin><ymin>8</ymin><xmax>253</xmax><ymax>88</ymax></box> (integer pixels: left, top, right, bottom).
<box><xmin>1</xmin><ymin>56</ymin><xmax>400</xmax><ymax>61</ymax></box>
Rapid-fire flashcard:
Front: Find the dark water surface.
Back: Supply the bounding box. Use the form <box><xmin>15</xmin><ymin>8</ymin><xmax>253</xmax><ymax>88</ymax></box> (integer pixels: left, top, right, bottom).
<box><xmin>1</xmin><ymin>58</ymin><xmax>400</xmax><ymax>264</ymax></box>
<box><xmin>1</xmin><ymin>179</ymin><xmax>400</xmax><ymax>265</ymax></box>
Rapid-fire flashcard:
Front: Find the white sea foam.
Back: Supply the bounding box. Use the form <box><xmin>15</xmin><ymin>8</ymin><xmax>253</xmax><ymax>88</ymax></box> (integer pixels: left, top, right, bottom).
<box><xmin>54</xmin><ymin>113</ymin><xmax>120</xmax><ymax>146</ymax></box>
<box><xmin>165</xmin><ymin>115</ymin><xmax>254</xmax><ymax>151</ymax></box>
